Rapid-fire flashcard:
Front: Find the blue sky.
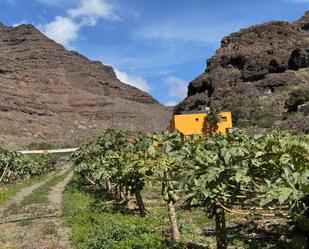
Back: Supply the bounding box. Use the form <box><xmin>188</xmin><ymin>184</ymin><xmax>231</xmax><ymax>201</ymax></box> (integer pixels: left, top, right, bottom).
<box><xmin>1</xmin><ymin>0</ymin><xmax>308</xmax><ymax>105</ymax></box>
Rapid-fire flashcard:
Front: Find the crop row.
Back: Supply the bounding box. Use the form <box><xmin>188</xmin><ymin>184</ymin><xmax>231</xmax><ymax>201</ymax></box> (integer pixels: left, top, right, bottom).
<box><xmin>0</xmin><ymin>148</ymin><xmax>58</xmax><ymax>184</ymax></box>
<box><xmin>71</xmin><ymin>129</ymin><xmax>309</xmax><ymax>249</ymax></box>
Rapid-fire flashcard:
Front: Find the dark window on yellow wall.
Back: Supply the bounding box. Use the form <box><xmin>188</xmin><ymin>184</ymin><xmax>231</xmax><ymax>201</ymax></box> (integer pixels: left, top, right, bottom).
<box><xmin>220</xmin><ymin>116</ymin><xmax>227</xmax><ymax>122</ymax></box>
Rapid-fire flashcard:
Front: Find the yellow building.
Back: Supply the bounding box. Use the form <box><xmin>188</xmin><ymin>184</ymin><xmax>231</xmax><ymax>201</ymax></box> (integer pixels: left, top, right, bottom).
<box><xmin>170</xmin><ymin>112</ymin><xmax>233</xmax><ymax>135</ymax></box>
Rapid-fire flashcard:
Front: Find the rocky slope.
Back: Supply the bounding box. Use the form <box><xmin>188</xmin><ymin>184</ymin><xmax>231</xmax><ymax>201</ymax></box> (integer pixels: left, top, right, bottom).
<box><xmin>0</xmin><ymin>23</ymin><xmax>171</xmax><ymax>148</ymax></box>
<box><xmin>175</xmin><ymin>11</ymin><xmax>309</xmax><ymax>133</ymax></box>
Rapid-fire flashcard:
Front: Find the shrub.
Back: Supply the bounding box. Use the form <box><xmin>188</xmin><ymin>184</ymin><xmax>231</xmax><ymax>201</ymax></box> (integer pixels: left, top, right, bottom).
<box><xmin>0</xmin><ymin>149</ymin><xmax>57</xmax><ymax>184</ymax></box>
<box><xmin>285</xmin><ymin>89</ymin><xmax>309</xmax><ymax>112</ymax></box>
<box><xmin>218</xmin><ymin>95</ymin><xmax>275</xmax><ymax>127</ymax></box>
<box><xmin>256</xmin><ymin>114</ymin><xmax>275</xmax><ymax>128</ymax></box>
<box><xmin>282</xmin><ymin>111</ymin><xmax>304</xmax><ymax>120</ymax></box>
<box><xmin>80</xmin><ymin>218</ymin><xmax>164</xmax><ymax>249</ymax></box>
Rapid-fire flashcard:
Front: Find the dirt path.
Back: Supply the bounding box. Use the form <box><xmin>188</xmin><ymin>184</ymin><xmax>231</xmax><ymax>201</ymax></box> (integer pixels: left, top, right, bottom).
<box><xmin>0</xmin><ymin>178</ymin><xmax>50</xmax><ymax>217</ymax></box>
<box><xmin>0</xmin><ymin>168</ymin><xmax>69</xmax><ymax>222</ymax></box>
<box><xmin>0</xmin><ymin>167</ymin><xmax>74</xmax><ymax>249</ymax></box>
<box><xmin>48</xmin><ymin>171</ymin><xmax>74</xmax><ymax>213</ymax></box>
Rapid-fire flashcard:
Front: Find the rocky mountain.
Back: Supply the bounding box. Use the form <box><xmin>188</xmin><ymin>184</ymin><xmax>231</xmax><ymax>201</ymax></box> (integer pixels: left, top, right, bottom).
<box><xmin>175</xmin><ymin>11</ymin><xmax>309</xmax><ymax>134</ymax></box>
<box><xmin>0</xmin><ymin>23</ymin><xmax>171</xmax><ymax>148</ymax></box>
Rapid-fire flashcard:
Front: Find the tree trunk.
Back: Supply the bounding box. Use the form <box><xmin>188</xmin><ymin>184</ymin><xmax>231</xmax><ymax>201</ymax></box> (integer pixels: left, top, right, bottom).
<box><xmin>135</xmin><ymin>191</ymin><xmax>147</xmax><ymax>217</ymax></box>
<box><xmin>125</xmin><ymin>188</ymin><xmax>130</xmax><ymax>201</ymax></box>
<box><xmin>126</xmin><ymin>189</ymin><xmax>134</xmax><ymax>209</ymax></box>
<box><xmin>115</xmin><ymin>184</ymin><xmax>119</xmax><ymax>200</ymax></box>
<box><xmin>119</xmin><ymin>184</ymin><xmax>125</xmax><ymax>201</ymax></box>
<box><xmin>106</xmin><ymin>180</ymin><xmax>111</xmax><ymax>193</ymax></box>
<box><xmin>0</xmin><ymin>162</ymin><xmax>9</xmax><ymax>183</ymax></box>
<box><xmin>167</xmin><ymin>201</ymin><xmax>181</xmax><ymax>242</ymax></box>
<box><xmin>215</xmin><ymin>207</ymin><xmax>227</xmax><ymax>249</ymax></box>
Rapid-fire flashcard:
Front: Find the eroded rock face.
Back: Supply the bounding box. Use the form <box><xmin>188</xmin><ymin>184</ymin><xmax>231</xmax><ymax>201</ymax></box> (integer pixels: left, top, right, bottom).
<box><xmin>175</xmin><ymin>12</ymin><xmax>309</xmax><ymax>133</ymax></box>
<box><xmin>0</xmin><ymin>24</ymin><xmax>171</xmax><ymax>148</ymax></box>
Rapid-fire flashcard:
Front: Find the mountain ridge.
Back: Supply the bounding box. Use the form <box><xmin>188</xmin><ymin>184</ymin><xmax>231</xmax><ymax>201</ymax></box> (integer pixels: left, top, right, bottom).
<box><xmin>0</xmin><ymin>23</ymin><xmax>171</xmax><ymax>148</ymax></box>
<box><xmin>175</xmin><ymin>11</ymin><xmax>309</xmax><ymax>133</ymax></box>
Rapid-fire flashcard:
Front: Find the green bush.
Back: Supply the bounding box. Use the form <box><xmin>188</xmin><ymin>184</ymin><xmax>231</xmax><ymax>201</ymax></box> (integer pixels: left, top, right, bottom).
<box><xmin>218</xmin><ymin>95</ymin><xmax>275</xmax><ymax>127</ymax></box>
<box><xmin>0</xmin><ymin>149</ymin><xmax>58</xmax><ymax>183</ymax></box>
<box><xmin>285</xmin><ymin>89</ymin><xmax>309</xmax><ymax>113</ymax></box>
<box><xmin>84</xmin><ymin>220</ymin><xmax>163</xmax><ymax>249</ymax></box>
<box><xmin>85</xmin><ymin>221</ymin><xmax>129</xmax><ymax>249</ymax></box>
<box><xmin>282</xmin><ymin>111</ymin><xmax>304</xmax><ymax>120</ymax></box>
<box><xmin>256</xmin><ymin>114</ymin><xmax>275</xmax><ymax>128</ymax></box>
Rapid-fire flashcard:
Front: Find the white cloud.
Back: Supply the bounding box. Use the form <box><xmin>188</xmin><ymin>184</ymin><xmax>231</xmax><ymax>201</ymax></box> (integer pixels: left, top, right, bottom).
<box><xmin>165</xmin><ymin>76</ymin><xmax>188</xmax><ymax>100</ymax></box>
<box><xmin>40</xmin><ymin>0</ymin><xmax>118</xmax><ymax>46</ymax></box>
<box><xmin>165</xmin><ymin>101</ymin><xmax>177</xmax><ymax>106</ymax></box>
<box><xmin>114</xmin><ymin>69</ymin><xmax>151</xmax><ymax>92</ymax></box>
<box><xmin>68</xmin><ymin>0</ymin><xmax>119</xmax><ymax>25</ymax></box>
<box><xmin>161</xmin><ymin>76</ymin><xmax>188</xmax><ymax>108</ymax></box>
<box><xmin>42</xmin><ymin>16</ymin><xmax>80</xmax><ymax>46</ymax></box>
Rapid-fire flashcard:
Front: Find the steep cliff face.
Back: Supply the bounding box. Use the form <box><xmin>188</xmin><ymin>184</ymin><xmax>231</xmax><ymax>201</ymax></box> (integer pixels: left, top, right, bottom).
<box><xmin>175</xmin><ymin>12</ymin><xmax>309</xmax><ymax>133</ymax></box>
<box><xmin>0</xmin><ymin>23</ymin><xmax>171</xmax><ymax>148</ymax></box>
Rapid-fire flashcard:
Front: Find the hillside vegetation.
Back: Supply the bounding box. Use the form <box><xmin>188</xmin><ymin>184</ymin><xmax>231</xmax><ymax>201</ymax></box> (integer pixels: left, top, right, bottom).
<box><xmin>175</xmin><ymin>12</ymin><xmax>309</xmax><ymax>133</ymax></box>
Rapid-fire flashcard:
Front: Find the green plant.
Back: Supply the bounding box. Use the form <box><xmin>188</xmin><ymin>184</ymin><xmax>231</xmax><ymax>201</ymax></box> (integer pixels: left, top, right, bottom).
<box><xmin>148</xmin><ymin>131</ymin><xmax>189</xmax><ymax>242</ymax></box>
<box><xmin>218</xmin><ymin>95</ymin><xmax>274</xmax><ymax>127</ymax></box>
<box><xmin>282</xmin><ymin>111</ymin><xmax>305</xmax><ymax>120</ymax></box>
<box><xmin>285</xmin><ymin>88</ymin><xmax>309</xmax><ymax>112</ymax></box>
<box><xmin>71</xmin><ymin>129</ymin><xmax>155</xmax><ymax>217</ymax></box>
<box><xmin>259</xmin><ymin>134</ymin><xmax>309</xmax><ymax>248</ymax></box>
<box><xmin>63</xmin><ymin>175</ymin><xmax>189</xmax><ymax>249</ymax></box>
<box><xmin>205</xmin><ymin>109</ymin><xmax>221</xmax><ymax>132</ymax></box>
<box><xmin>70</xmin><ymin>129</ymin><xmax>309</xmax><ymax>249</ymax></box>
<box><xmin>0</xmin><ymin>149</ymin><xmax>58</xmax><ymax>184</ymax></box>
<box><xmin>256</xmin><ymin>114</ymin><xmax>275</xmax><ymax>128</ymax></box>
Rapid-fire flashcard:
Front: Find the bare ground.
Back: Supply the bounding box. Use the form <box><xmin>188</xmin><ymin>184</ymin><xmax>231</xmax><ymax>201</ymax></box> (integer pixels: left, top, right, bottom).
<box><xmin>0</xmin><ymin>167</ymin><xmax>73</xmax><ymax>249</ymax></box>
